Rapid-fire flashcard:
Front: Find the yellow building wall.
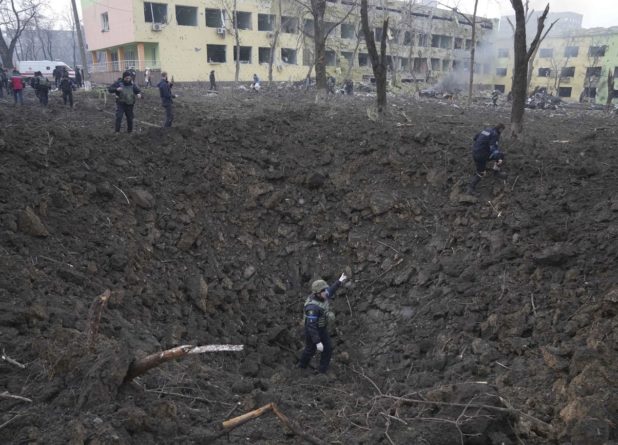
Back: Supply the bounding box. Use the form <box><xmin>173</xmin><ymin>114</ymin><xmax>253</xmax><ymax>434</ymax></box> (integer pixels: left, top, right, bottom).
<box><xmin>492</xmin><ymin>30</ymin><xmax>615</xmax><ymax>102</ymax></box>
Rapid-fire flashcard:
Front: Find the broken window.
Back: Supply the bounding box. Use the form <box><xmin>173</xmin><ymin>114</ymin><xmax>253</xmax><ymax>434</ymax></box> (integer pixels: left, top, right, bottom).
<box><xmin>495</xmin><ymin>67</ymin><xmax>507</xmax><ymax>76</ymax></box>
<box><xmin>234</xmin><ymin>11</ymin><xmax>252</xmax><ymax>30</ymax></box>
<box><xmin>418</xmin><ymin>33</ymin><xmax>428</xmax><ymax>47</ymax></box>
<box><xmin>281</xmin><ymin>16</ymin><xmax>298</xmax><ymax>33</ymax></box>
<box><xmin>325</xmin><ymin>50</ymin><xmax>336</xmax><ymax>66</ymax></box>
<box><xmin>431</xmin><ymin>34</ymin><xmax>440</xmax><ymax>48</ymax></box>
<box><xmin>539</xmin><ymin>48</ymin><xmax>553</xmax><ymax>58</ymax></box>
<box><xmin>558</xmin><ymin>87</ymin><xmax>571</xmax><ymax>97</ymax></box>
<box><xmin>413</xmin><ymin>57</ymin><xmax>427</xmax><ymax>73</ymax></box>
<box><xmin>207</xmin><ymin>45</ymin><xmax>226</xmax><ymax>63</ymax></box>
<box><xmin>358</xmin><ymin>53</ymin><xmax>369</xmax><ymax>67</ymax></box>
<box><xmin>454</xmin><ymin>38</ymin><xmax>462</xmax><ymax>49</ymax></box>
<box><xmin>176</xmin><ymin>5</ymin><xmax>197</xmax><ymax>26</ymax></box>
<box><xmin>497</xmin><ymin>48</ymin><xmax>509</xmax><ymax>58</ymax></box>
<box><xmin>281</xmin><ymin>48</ymin><xmax>297</xmax><ymax>64</ymax></box>
<box><xmin>375</xmin><ymin>28</ymin><xmax>383</xmax><ymax>42</ymax></box>
<box><xmin>101</xmin><ymin>12</ymin><xmax>109</xmax><ymax>31</ymax></box>
<box><xmin>259</xmin><ymin>47</ymin><xmax>271</xmax><ymax>64</ymax></box>
<box><xmin>561</xmin><ymin>66</ymin><xmax>575</xmax><ymax>77</ymax></box>
<box><xmin>564</xmin><ymin>46</ymin><xmax>579</xmax><ymax>57</ymax></box>
<box><xmin>582</xmin><ymin>87</ymin><xmax>596</xmax><ymax>98</ymax></box>
<box><xmin>538</xmin><ymin>68</ymin><xmax>551</xmax><ymax>77</ymax></box>
<box><xmin>614</xmin><ymin>66</ymin><xmax>618</xmax><ymax>78</ymax></box>
<box><xmin>465</xmin><ymin>39</ymin><xmax>472</xmax><ymax>50</ymax></box>
<box><xmin>324</xmin><ymin>22</ymin><xmax>337</xmax><ymax>37</ymax></box>
<box><xmin>431</xmin><ymin>58</ymin><xmax>440</xmax><ymax>71</ymax></box>
<box><xmin>588</xmin><ymin>45</ymin><xmax>607</xmax><ymax>57</ymax></box>
<box><xmin>494</xmin><ymin>85</ymin><xmax>505</xmax><ymax>93</ymax></box>
<box><xmin>258</xmin><ymin>14</ymin><xmax>275</xmax><ymax>31</ymax></box>
<box><xmin>341</xmin><ymin>51</ymin><xmax>353</xmax><ymax>66</ymax></box>
<box><xmin>205</xmin><ymin>9</ymin><xmax>225</xmax><ymax>28</ymax></box>
<box><xmin>586</xmin><ymin>66</ymin><xmax>602</xmax><ymax>78</ymax></box>
<box><xmin>442</xmin><ymin>60</ymin><xmax>450</xmax><ymax>71</ymax></box>
<box><xmin>441</xmin><ymin>36</ymin><xmax>452</xmax><ymax>49</ymax></box>
<box><xmin>233</xmin><ymin>46</ymin><xmax>251</xmax><ymax>63</ymax></box>
<box><xmin>144</xmin><ymin>2</ymin><xmax>167</xmax><ymax>24</ymax></box>
<box><xmin>303</xmin><ymin>20</ymin><xmax>314</xmax><ymax>37</ymax></box>
<box><xmin>341</xmin><ymin>23</ymin><xmax>355</xmax><ymax>39</ymax></box>
<box><xmin>403</xmin><ymin>31</ymin><xmax>412</xmax><ymax>46</ymax></box>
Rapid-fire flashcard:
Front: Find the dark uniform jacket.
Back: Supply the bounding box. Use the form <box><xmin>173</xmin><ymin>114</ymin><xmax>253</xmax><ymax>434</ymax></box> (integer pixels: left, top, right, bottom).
<box><xmin>157</xmin><ymin>79</ymin><xmax>174</xmax><ymax>106</ymax></box>
<box><xmin>108</xmin><ymin>79</ymin><xmax>141</xmax><ymax>105</ymax></box>
<box><xmin>303</xmin><ymin>280</ymin><xmax>342</xmax><ymax>344</ymax></box>
<box><xmin>473</xmin><ymin>127</ymin><xmax>503</xmax><ymax>161</ymax></box>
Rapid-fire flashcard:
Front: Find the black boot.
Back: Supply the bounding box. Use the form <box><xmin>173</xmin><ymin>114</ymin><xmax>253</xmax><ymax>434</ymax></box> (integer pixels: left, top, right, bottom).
<box><xmin>466</xmin><ymin>174</ymin><xmax>481</xmax><ymax>195</ymax></box>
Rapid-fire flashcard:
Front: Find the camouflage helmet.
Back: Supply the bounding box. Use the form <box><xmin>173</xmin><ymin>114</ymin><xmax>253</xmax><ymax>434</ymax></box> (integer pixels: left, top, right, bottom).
<box><xmin>311</xmin><ymin>279</ymin><xmax>328</xmax><ymax>294</ymax></box>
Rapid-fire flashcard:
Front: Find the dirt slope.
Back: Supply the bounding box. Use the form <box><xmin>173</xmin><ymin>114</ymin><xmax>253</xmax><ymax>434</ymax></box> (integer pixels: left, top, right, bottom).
<box><xmin>1</xmin><ymin>86</ymin><xmax>617</xmax><ymax>445</ymax></box>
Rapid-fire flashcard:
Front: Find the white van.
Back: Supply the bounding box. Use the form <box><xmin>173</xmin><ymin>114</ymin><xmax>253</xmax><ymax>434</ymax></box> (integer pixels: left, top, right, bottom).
<box><xmin>16</xmin><ymin>60</ymin><xmax>75</xmax><ymax>80</ymax></box>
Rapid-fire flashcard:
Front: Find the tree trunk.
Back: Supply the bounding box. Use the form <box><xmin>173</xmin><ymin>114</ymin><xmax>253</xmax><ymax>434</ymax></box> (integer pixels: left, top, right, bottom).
<box><xmin>606</xmin><ymin>70</ymin><xmax>614</xmax><ymax>110</ymax></box>
<box><xmin>70</xmin><ymin>0</ymin><xmax>89</xmax><ymax>79</ymax></box>
<box><xmin>311</xmin><ymin>0</ymin><xmax>327</xmax><ymax>93</ymax></box>
<box><xmin>466</xmin><ymin>0</ymin><xmax>478</xmax><ymax>107</ymax></box>
<box><xmin>268</xmin><ymin>0</ymin><xmax>281</xmax><ymax>84</ymax></box>
<box><xmin>361</xmin><ymin>0</ymin><xmax>388</xmax><ymax>113</ymax></box>
<box><xmin>509</xmin><ymin>1</ymin><xmax>549</xmax><ymax>137</ymax></box>
<box><xmin>233</xmin><ymin>0</ymin><xmax>240</xmax><ymax>83</ymax></box>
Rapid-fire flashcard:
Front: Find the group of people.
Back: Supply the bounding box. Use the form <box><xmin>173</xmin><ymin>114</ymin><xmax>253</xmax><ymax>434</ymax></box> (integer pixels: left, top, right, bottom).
<box><xmin>0</xmin><ymin>68</ymin><xmax>75</xmax><ymax>107</ymax></box>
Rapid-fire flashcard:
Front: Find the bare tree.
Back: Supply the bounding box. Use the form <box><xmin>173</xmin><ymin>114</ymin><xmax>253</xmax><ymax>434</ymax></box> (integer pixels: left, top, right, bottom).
<box><xmin>267</xmin><ymin>0</ymin><xmax>282</xmax><ymax>84</ymax></box>
<box><xmin>508</xmin><ymin>1</ymin><xmax>549</xmax><ymax>137</ymax></box>
<box><xmin>0</xmin><ymin>0</ymin><xmax>42</xmax><ymax>67</ymax></box>
<box><xmin>361</xmin><ymin>0</ymin><xmax>388</xmax><ymax>113</ymax></box>
<box><xmin>295</xmin><ymin>0</ymin><xmax>355</xmax><ymax>94</ymax></box>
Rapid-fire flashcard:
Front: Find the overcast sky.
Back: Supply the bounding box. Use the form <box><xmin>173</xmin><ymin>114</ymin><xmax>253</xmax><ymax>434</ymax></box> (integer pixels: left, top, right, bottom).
<box><xmin>51</xmin><ymin>0</ymin><xmax>618</xmax><ymax>30</ymax></box>
<box><xmin>439</xmin><ymin>0</ymin><xmax>618</xmax><ymax>29</ymax></box>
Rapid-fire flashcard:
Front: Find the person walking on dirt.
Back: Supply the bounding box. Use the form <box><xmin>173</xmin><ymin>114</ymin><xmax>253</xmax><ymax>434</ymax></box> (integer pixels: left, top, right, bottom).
<box><xmin>52</xmin><ymin>66</ymin><xmax>61</xmax><ymax>89</ymax></box>
<box><xmin>251</xmin><ymin>74</ymin><xmax>260</xmax><ymax>92</ymax></box>
<box><xmin>9</xmin><ymin>69</ymin><xmax>24</xmax><ymax>105</ymax></box>
<box><xmin>59</xmin><ymin>72</ymin><xmax>75</xmax><ymax>108</ymax></box>
<box><xmin>466</xmin><ymin>123</ymin><xmax>507</xmax><ymax>195</ymax></box>
<box><xmin>209</xmin><ymin>70</ymin><xmax>217</xmax><ymax>91</ymax></box>
<box><xmin>108</xmin><ymin>70</ymin><xmax>142</xmax><ymax>133</ymax></box>
<box><xmin>75</xmin><ymin>68</ymin><xmax>82</xmax><ymax>88</ymax></box>
<box><xmin>144</xmin><ymin>68</ymin><xmax>151</xmax><ymax>88</ymax></box>
<box><xmin>327</xmin><ymin>76</ymin><xmax>336</xmax><ymax>95</ymax></box>
<box><xmin>157</xmin><ymin>71</ymin><xmax>176</xmax><ymax>128</ymax></box>
<box><xmin>491</xmin><ymin>90</ymin><xmax>499</xmax><ymax>107</ymax></box>
<box><xmin>299</xmin><ymin>272</ymin><xmax>348</xmax><ymax>374</ymax></box>
<box><xmin>33</xmin><ymin>71</ymin><xmax>50</xmax><ymax>106</ymax></box>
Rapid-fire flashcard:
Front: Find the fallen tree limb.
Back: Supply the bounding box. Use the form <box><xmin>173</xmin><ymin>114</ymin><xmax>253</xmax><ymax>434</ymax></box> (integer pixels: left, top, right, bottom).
<box><xmin>221</xmin><ymin>402</ymin><xmax>326</xmax><ymax>445</ymax></box>
<box><xmin>124</xmin><ymin>344</ymin><xmax>243</xmax><ymax>382</ymax></box>
<box><xmin>0</xmin><ymin>391</ymin><xmax>32</xmax><ymax>403</ymax></box>
<box><xmin>1</xmin><ymin>348</ymin><xmax>26</xmax><ymax>369</ymax></box>
<box><xmin>87</xmin><ymin>289</ymin><xmax>111</xmax><ymax>351</ymax></box>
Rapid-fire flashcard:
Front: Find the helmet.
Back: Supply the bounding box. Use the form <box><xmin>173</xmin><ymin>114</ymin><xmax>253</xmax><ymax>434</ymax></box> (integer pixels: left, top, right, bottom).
<box><xmin>311</xmin><ymin>279</ymin><xmax>328</xmax><ymax>293</ymax></box>
<box><xmin>122</xmin><ymin>70</ymin><xmax>132</xmax><ymax>78</ymax></box>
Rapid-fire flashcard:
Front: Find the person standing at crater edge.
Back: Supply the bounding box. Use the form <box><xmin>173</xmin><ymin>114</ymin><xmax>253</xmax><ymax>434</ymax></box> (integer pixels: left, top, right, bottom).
<box><xmin>299</xmin><ymin>272</ymin><xmax>348</xmax><ymax>374</ymax></box>
<box><xmin>108</xmin><ymin>70</ymin><xmax>142</xmax><ymax>133</ymax></box>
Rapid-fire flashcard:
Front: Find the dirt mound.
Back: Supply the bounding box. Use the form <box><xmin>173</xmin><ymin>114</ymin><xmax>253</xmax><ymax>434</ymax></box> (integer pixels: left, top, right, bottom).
<box><xmin>1</xmin><ymin>87</ymin><xmax>617</xmax><ymax>444</ymax></box>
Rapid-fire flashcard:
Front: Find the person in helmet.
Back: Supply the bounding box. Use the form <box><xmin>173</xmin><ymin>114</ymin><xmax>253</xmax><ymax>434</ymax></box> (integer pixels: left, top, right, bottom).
<box><xmin>108</xmin><ymin>70</ymin><xmax>142</xmax><ymax>133</ymax></box>
<box><xmin>299</xmin><ymin>272</ymin><xmax>348</xmax><ymax>374</ymax></box>
<box><xmin>466</xmin><ymin>123</ymin><xmax>507</xmax><ymax>195</ymax></box>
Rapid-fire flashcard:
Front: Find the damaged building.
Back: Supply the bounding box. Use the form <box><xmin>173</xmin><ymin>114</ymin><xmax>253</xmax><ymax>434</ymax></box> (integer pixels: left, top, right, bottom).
<box><xmin>492</xmin><ymin>12</ymin><xmax>618</xmax><ymax>104</ymax></box>
<box><xmin>80</xmin><ymin>0</ymin><xmax>496</xmax><ymax>86</ymax></box>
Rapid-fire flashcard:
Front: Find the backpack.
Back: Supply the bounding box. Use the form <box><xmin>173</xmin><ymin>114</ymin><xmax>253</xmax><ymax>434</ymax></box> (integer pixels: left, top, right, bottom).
<box><xmin>38</xmin><ymin>77</ymin><xmax>50</xmax><ymax>90</ymax></box>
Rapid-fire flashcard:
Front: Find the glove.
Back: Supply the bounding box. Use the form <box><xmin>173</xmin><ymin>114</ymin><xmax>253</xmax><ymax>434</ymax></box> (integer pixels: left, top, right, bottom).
<box><xmin>339</xmin><ymin>273</ymin><xmax>347</xmax><ymax>283</ymax></box>
<box><xmin>316</xmin><ymin>342</ymin><xmax>324</xmax><ymax>352</ymax></box>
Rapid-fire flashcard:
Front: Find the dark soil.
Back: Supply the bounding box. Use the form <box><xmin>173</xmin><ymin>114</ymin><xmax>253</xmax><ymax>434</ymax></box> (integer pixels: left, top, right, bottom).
<box><xmin>1</xmin><ymin>85</ymin><xmax>617</xmax><ymax>445</ymax></box>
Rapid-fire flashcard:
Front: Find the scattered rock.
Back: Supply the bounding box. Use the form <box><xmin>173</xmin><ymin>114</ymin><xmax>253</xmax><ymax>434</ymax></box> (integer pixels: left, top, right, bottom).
<box><xmin>18</xmin><ymin>207</ymin><xmax>49</xmax><ymax>237</ymax></box>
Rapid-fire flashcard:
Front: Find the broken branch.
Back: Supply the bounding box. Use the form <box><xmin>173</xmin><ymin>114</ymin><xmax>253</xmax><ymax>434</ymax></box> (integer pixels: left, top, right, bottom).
<box><xmin>0</xmin><ymin>391</ymin><xmax>32</xmax><ymax>403</ymax></box>
<box><xmin>1</xmin><ymin>349</ymin><xmax>26</xmax><ymax>369</ymax></box>
<box><xmin>124</xmin><ymin>344</ymin><xmax>243</xmax><ymax>382</ymax></box>
<box><xmin>87</xmin><ymin>289</ymin><xmax>111</xmax><ymax>351</ymax></box>
<box><xmin>222</xmin><ymin>402</ymin><xmax>326</xmax><ymax>445</ymax></box>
